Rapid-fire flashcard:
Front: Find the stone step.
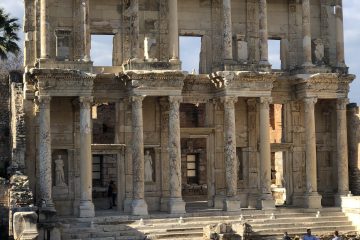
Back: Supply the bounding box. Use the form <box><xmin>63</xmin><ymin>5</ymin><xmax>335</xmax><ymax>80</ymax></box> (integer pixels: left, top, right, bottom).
<box><xmin>254</xmin><ymin>225</ymin><xmax>356</xmax><ymax>235</ymax></box>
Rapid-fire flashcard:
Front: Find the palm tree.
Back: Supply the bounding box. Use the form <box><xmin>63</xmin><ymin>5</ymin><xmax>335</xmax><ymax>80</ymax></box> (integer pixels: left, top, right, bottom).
<box><xmin>0</xmin><ymin>7</ymin><xmax>20</xmax><ymax>60</ymax></box>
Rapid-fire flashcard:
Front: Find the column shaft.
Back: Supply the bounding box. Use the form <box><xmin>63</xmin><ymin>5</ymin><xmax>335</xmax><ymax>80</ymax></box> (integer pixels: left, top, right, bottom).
<box><xmin>223</xmin><ymin>0</ymin><xmax>233</xmax><ymax>60</ymax></box>
<box><xmin>169</xmin><ymin>0</ymin><xmax>179</xmax><ymax>61</ymax></box>
<box><xmin>80</xmin><ymin>0</ymin><xmax>90</xmax><ymax>61</ymax></box>
<box><xmin>131</xmin><ymin>96</ymin><xmax>148</xmax><ymax>215</ymax></box>
<box><xmin>131</xmin><ymin>0</ymin><xmax>140</xmax><ymax>59</ymax></box>
<box><xmin>79</xmin><ymin>96</ymin><xmax>95</xmax><ymax>217</ymax></box>
<box><xmin>223</xmin><ymin>97</ymin><xmax>238</xmax><ymax>197</ymax></box>
<box><xmin>335</xmin><ymin>2</ymin><xmax>346</xmax><ymax>67</ymax></box>
<box><xmin>168</xmin><ymin>96</ymin><xmax>186</xmax><ymax>214</ymax></box>
<box><xmin>259</xmin><ymin>0</ymin><xmax>269</xmax><ymax>65</ymax></box>
<box><xmin>38</xmin><ymin>96</ymin><xmax>54</xmax><ymax>210</ymax></box>
<box><xmin>259</xmin><ymin>97</ymin><xmax>272</xmax><ymax>199</ymax></box>
<box><xmin>337</xmin><ymin>98</ymin><xmax>349</xmax><ymax>195</ymax></box>
<box><xmin>302</xmin><ymin>0</ymin><xmax>313</xmax><ymax>66</ymax></box>
<box><xmin>304</xmin><ymin>97</ymin><xmax>318</xmax><ymax>193</ymax></box>
<box><xmin>40</xmin><ymin>0</ymin><xmax>49</xmax><ymax>58</ymax></box>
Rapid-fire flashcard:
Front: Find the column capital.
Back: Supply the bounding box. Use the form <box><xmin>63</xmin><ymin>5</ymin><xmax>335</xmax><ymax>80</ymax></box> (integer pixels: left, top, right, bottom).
<box><xmin>131</xmin><ymin>95</ymin><xmax>145</xmax><ymax>108</ymax></box>
<box><xmin>169</xmin><ymin>96</ymin><xmax>183</xmax><ymax>104</ymax></box>
<box><xmin>336</xmin><ymin>98</ymin><xmax>349</xmax><ymax>110</ymax></box>
<box><xmin>258</xmin><ymin>96</ymin><xmax>272</xmax><ymax>105</ymax></box>
<box><xmin>38</xmin><ymin>95</ymin><xmax>51</xmax><ymax>108</ymax></box>
<box><xmin>303</xmin><ymin>97</ymin><xmax>318</xmax><ymax>105</ymax></box>
<box><xmin>221</xmin><ymin>96</ymin><xmax>238</xmax><ymax>108</ymax></box>
<box><xmin>79</xmin><ymin>96</ymin><xmax>93</xmax><ymax>109</ymax></box>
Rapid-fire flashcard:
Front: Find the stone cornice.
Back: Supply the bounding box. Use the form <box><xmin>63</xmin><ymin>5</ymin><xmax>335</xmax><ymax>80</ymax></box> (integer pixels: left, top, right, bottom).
<box><xmin>209</xmin><ymin>71</ymin><xmax>277</xmax><ymax>97</ymax></box>
<box><xmin>294</xmin><ymin>73</ymin><xmax>355</xmax><ymax>99</ymax></box>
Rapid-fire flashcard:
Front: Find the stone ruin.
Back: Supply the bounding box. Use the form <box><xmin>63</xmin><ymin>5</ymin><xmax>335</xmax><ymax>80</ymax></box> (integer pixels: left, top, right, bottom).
<box><xmin>203</xmin><ymin>222</ymin><xmax>252</xmax><ymax>240</ymax></box>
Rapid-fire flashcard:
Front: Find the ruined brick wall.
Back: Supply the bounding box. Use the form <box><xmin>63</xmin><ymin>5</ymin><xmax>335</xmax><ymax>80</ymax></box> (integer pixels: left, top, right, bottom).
<box><xmin>0</xmin><ymin>74</ymin><xmax>10</xmax><ymax>177</ymax></box>
<box><xmin>348</xmin><ymin>104</ymin><xmax>360</xmax><ymax>195</ymax></box>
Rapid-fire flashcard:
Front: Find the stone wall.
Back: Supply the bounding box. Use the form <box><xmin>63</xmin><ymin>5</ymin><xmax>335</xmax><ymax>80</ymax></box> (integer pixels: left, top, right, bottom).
<box><xmin>347</xmin><ymin>104</ymin><xmax>360</xmax><ymax>195</ymax></box>
<box><xmin>0</xmin><ymin>74</ymin><xmax>10</xmax><ymax>177</ymax></box>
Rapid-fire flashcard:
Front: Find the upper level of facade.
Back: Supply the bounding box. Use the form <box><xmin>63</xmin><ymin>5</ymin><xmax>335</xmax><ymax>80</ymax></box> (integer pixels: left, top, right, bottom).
<box><xmin>23</xmin><ymin>0</ymin><xmax>347</xmax><ymax>74</ymax></box>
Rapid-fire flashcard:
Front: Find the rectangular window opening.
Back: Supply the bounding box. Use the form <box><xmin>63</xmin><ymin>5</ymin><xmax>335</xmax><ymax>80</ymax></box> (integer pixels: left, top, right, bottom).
<box><xmin>180</xmin><ymin>36</ymin><xmax>201</xmax><ymax>74</ymax></box>
<box><xmin>91</xmin><ymin>35</ymin><xmax>114</xmax><ymax>66</ymax></box>
<box><xmin>268</xmin><ymin>39</ymin><xmax>281</xmax><ymax>70</ymax></box>
<box><xmin>92</xmin><ymin>155</ymin><xmax>103</xmax><ymax>187</ymax></box>
<box><xmin>270</xmin><ymin>104</ymin><xmax>284</xmax><ymax>143</ymax></box>
<box><xmin>186</xmin><ymin>154</ymin><xmax>198</xmax><ymax>184</ymax></box>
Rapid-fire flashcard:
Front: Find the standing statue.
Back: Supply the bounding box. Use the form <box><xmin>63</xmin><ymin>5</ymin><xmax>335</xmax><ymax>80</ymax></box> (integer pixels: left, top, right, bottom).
<box><xmin>55</xmin><ymin>155</ymin><xmax>66</xmax><ymax>187</ymax></box>
<box><xmin>144</xmin><ymin>150</ymin><xmax>153</xmax><ymax>182</ymax></box>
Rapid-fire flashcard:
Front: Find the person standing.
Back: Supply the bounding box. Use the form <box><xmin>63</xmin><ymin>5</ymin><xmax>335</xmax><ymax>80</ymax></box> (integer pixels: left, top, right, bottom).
<box><xmin>303</xmin><ymin>229</ymin><xmax>318</xmax><ymax>240</ymax></box>
<box><xmin>332</xmin><ymin>230</ymin><xmax>341</xmax><ymax>240</ymax></box>
<box><xmin>283</xmin><ymin>232</ymin><xmax>291</xmax><ymax>240</ymax></box>
<box><xmin>107</xmin><ymin>180</ymin><xmax>117</xmax><ymax>209</ymax></box>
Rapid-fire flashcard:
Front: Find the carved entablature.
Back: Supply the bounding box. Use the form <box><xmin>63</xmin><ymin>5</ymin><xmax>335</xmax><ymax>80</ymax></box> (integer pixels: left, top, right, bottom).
<box><xmin>209</xmin><ymin>71</ymin><xmax>277</xmax><ymax>97</ymax></box>
<box><xmin>294</xmin><ymin>73</ymin><xmax>355</xmax><ymax>99</ymax></box>
<box><xmin>121</xmin><ymin>70</ymin><xmax>186</xmax><ymax>96</ymax></box>
<box><xmin>182</xmin><ymin>74</ymin><xmax>216</xmax><ymax>103</ymax></box>
<box><xmin>29</xmin><ymin>68</ymin><xmax>95</xmax><ymax>97</ymax></box>
<box><xmin>93</xmin><ymin>74</ymin><xmax>127</xmax><ymax>102</ymax></box>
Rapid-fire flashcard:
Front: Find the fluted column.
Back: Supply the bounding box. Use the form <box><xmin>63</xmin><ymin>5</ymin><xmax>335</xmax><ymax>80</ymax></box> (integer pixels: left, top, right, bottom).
<box><xmin>335</xmin><ymin>2</ymin><xmax>346</xmax><ymax>68</ymax></box>
<box><xmin>258</xmin><ymin>97</ymin><xmax>275</xmax><ymax>209</ymax></box>
<box><xmin>303</xmin><ymin>97</ymin><xmax>322</xmax><ymax>208</ymax></box>
<box><xmin>80</xmin><ymin>0</ymin><xmax>90</xmax><ymax>61</ymax></box>
<box><xmin>79</xmin><ymin>96</ymin><xmax>95</xmax><ymax>218</ymax></box>
<box><xmin>40</xmin><ymin>0</ymin><xmax>50</xmax><ymax>58</ymax></box>
<box><xmin>302</xmin><ymin>0</ymin><xmax>313</xmax><ymax>66</ymax></box>
<box><xmin>336</xmin><ymin>98</ymin><xmax>349</xmax><ymax>205</ymax></box>
<box><xmin>259</xmin><ymin>0</ymin><xmax>269</xmax><ymax>65</ymax></box>
<box><xmin>222</xmin><ymin>96</ymin><xmax>241</xmax><ymax>211</ymax></box>
<box><xmin>223</xmin><ymin>0</ymin><xmax>233</xmax><ymax>61</ymax></box>
<box><xmin>169</xmin><ymin>0</ymin><xmax>179</xmax><ymax>62</ymax></box>
<box><xmin>38</xmin><ymin>96</ymin><xmax>55</xmax><ymax>211</ymax></box>
<box><xmin>168</xmin><ymin>96</ymin><xmax>186</xmax><ymax>214</ymax></box>
<box><xmin>131</xmin><ymin>96</ymin><xmax>148</xmax><ymax>215</ymax></box>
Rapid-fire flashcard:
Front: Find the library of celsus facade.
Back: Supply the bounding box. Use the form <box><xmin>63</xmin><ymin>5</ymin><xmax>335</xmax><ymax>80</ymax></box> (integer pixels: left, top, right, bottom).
<box><xmin>18</xmin><ymin>0</ymin><xmax>357</xmax><ymax>218</ymax></box>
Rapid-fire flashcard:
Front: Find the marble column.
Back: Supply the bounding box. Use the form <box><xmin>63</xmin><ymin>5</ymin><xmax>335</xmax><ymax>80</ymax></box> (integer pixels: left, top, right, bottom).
<box><xmin>40</xmin><ymin>0</ymin><xmax>49</xmax><ymax>58</ymax></box>
<box><xmin>168</xmin><ymin>96</ymin><xmax>186</xmax><ymax>214</ymax></box>
<box><xmin>131</xmin><ymin>0</ymin><xmax>140</xmax><ymax>60</ymax></box>
<box><xmin>168</xmin><ymin>0</ymin><xmax>179</xmax><ymax>62</ymax></box>
<box><xmin>259</xmin><ymin>0</ymin><xmax>269</xmax><ymax>65</ymax></box>
<box><xmin>80</xmin><ymin>0</ymin><xmax>90</xmax><ymax>61</ymax></box>
<box><xmin>223</xmin><ymin>0</ymin><xmax>233</xmax><ymax>61</ymax></box>
<box><xmin>336</xmin><ymin>98</ymin><xmax>349</xmax><ymax>205</ymax></box>
<box><xmin>78</xmin><ymin>96</ymin><xmax>95</xmax><ymax>218</ymax></box>
<box><xmin>222</xmin><ymin>96</ymin><xmax>241</xmax><ymax>211</ymax></box>
<box><xmin>302</xmin><ymin>0</ymin><xmax>313</xmax><ymax>66</ymax></box>
<box><xmin>131</xmin><ymin>96</ymin><xmax>148</xmax><ymax>215</ymax></box>
<box><xmin>258</xmin><ymin>97</ymin><xmax>275</xmax><ymax>209</ymax></box>
<box><xmin>303</xmin><ymin>97</ymin><xmax>322</xmax><ymax>208</ymax></box>
<box><xmin>335</xmin><ymin>2</ymin><xmax>346</xmax><ymax>68</ymax></box>
<box><xmin>38</xmin><ymin>96</ymin><xmax>55</xmax><ymax>211</ymax></box>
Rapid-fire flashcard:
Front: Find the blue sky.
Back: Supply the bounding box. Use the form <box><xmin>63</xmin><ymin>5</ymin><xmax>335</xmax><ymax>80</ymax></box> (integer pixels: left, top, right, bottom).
<box><xmin>1</xmin><ymin>0</ymin><xmax>359</xmax><ymax>103</ymax></box>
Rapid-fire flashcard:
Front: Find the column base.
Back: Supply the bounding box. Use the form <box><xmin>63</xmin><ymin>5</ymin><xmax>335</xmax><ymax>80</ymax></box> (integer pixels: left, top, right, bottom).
<box><xmin>257</xmin><ymin>198</ymin><xmax>276</xmax><ymax>210</ymax></box>
<box><xmin>79</xmin><ymin>201</ymin><xmax>95</xmax><ymax>218</ymax></box>
<box><xmin>168</xmin><ymin>197</ymin><xmax>186</xmax><ymax>214</ymax></box>
<box><xmin>214</xmin><ymin>195</ymin><xmax>225</xmax><ymax>209</ymax></box>
<box><xmin>131</xmin><ymin>199</ymin><xmax>148</xmax><ymax>216</ymax></box>
<box><xmin>304</xmin><ymin>193</ymin><xmax>322</xmax><ymax>209</ymax></box>
<box><xmin>223</xmin><ymin>198</ymin><xmax>241</xmax><ymax>212</ymax></box>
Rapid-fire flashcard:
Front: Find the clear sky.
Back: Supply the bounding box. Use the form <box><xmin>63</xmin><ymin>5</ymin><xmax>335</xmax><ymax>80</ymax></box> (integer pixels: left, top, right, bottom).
<box><xmin>1</xmin><ymin>0</ymin><xmax>359</xmax><ymax>103</ymax></box>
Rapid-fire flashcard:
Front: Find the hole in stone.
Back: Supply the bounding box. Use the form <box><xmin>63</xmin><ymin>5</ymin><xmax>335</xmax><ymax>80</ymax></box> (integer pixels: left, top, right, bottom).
<box><xmin>179</xmin><ymin>36</ymin><xmax>201</xmax><ymax>74</ymax></box>
<box><xmin>268</xmin><ymin>39</ymin><xmax>281</xmax><ymax>70</ymax></box>
<box><xmin>91</xmin><ymin>35</ymin><xmax>114</xmax><ymax>66</ymax></box>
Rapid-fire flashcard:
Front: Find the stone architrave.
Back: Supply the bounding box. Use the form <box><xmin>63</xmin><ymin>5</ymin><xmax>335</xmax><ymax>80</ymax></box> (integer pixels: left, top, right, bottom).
<box><xmin>168</xmin><ymin>0</ymin><xmax>179</xmax><ymax>62</ymax></box>
<box><xmin>131</xmin><ymin>96</ymin><xmax>149</xmax><ymax>215</ymax></box>
<box><xmin>259</xmin><ymin>0</ymin><xmax>269</xmax><ymax>65</ymax></box>
<box><xmin>38</xmin><ymin>95</ymin><xmax>55</xmax><ymax>211</ymax></box>
<box><xmin>258</xmin><ymin>97</ymin><xmax>275</xmax><ymax>209</ymax></box>
<box><xmin>223</xmin><ymin>0</ymin><xmax>233</xmax><ymax>61</ymax></box>
<box><xmin>302</xmin><ymin>0</ymin><xmax>313</xmax><ymax>66</ymax></box>
<box><xmin>79</xmin><ymin>96</ymin><xmax>95</xmax><ymax>218</ymax></box>
<box><xmin>335</xmin><ymin>98</ymin><xmax>350</xmax><ymax>205</ymax></box>
<box><xmin>303</xmin><ymin>97</ymin><xmax>322</xmax><ymax>208</ymax></box>
<box><xmin>222</xmin><ymin>96</ymin><xmax>241</xmax><ymax>211</ymax></box>
<box><xmin>168</xmin><ymin>96</ymin><xmax>186</xmax><ymax>214</ymax></box>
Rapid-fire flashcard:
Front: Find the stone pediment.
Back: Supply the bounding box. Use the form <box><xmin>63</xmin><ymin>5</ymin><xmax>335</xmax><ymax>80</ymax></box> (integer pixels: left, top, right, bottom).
<box><xmin>120</xmin><ymin>70</ymin><xmax>186</xmax><ymax>96</ymax></box>
<box><xmin>29</xmin><ymin>68</ymin><xmax>95</xmax><ymax>97</ymax></box>
<box><xmin>209</xmin><ymin>71</ymin><xmax>277</xmax><ymax>97</ymax></box>
<box><xmin>294</xmin><ymin>73</ymin><xmax>355</xmax><ymax>99</ymax></box>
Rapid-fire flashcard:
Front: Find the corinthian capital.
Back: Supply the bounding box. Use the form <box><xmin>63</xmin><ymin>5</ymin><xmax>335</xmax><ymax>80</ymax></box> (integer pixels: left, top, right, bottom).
<box><xmin>79</xmin><ymin>96</ymin><xmax>93</xmax><ymax>109</ymax></box>
<box><xmin>221</xmin><ymin>96</ymin><xmax>238</xmax><ymax>109</ymax></box>
<box><xmin>131</xmin><ymin>95</ymin><xmax>145</xmax><ymax>109</ymax></box>
<box><xmin>336</xmin><ymin>98</ymin><xmax>349</xmax><ymax>110</ymax></box>
<box><xmin>38</xmin><ymin>95</ymin><xmax>51</xmax><ymax>109</ymax></box>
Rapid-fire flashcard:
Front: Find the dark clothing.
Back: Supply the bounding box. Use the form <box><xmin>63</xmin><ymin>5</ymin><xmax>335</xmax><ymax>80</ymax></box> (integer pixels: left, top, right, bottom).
<box><xmin>108</xmin><ymin>182</ymin><xmax>117</xmax><ymax>208</ymax></box>
<box><xmin>283</xmin><ymin>236</ymin><xmax>291</xmax><ymax>240</ymax></box>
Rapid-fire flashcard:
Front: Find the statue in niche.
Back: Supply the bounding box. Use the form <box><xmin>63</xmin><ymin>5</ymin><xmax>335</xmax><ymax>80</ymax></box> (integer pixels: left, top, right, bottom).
<box><xmin>55</xmin><ymin>155</ymin><xmax>66</xmax><ymax>187</ymax></box>
<box><xmin>312</xmin><ymin>38</ymin><xmax>325</xmax><ymax>65</ymax></box>
<box><xmin>144</xmin><ymin>150</ymin><xmax>154</xmax><ymax>182</ymax></box>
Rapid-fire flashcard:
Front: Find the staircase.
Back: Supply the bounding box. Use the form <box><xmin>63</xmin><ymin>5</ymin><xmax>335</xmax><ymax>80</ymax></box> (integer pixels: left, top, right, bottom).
<box><xmin>60</xmin><ymin>208</ymin><xmax>358</xmax><ymax>240</ymax></box>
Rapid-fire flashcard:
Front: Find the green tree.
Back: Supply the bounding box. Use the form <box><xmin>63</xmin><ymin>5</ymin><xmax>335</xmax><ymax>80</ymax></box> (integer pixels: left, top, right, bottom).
<box><xmin>0</xmin><ymin>7</ymin><xmax>20</xmax><ymax>60</ymax></box>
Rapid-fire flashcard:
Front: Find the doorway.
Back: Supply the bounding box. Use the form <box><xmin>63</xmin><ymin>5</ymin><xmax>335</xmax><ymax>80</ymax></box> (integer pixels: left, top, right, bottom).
<box><xmin>271</xmin><ymin>151</ymin><xmax>287</xmax><ymax>206</ymax></box>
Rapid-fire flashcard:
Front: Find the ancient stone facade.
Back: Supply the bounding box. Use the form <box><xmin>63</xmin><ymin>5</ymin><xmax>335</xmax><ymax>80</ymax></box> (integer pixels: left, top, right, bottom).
<box><xmin>13</xmin><ymin>0</ymin><xmax>357</xmax><ymax>220</ymax></box>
